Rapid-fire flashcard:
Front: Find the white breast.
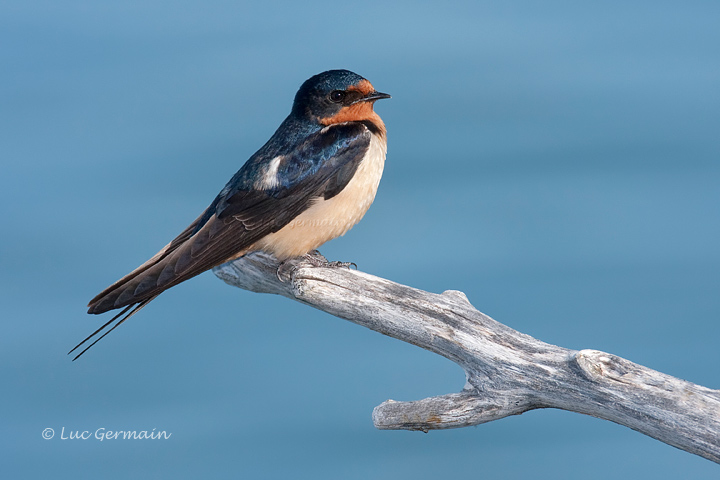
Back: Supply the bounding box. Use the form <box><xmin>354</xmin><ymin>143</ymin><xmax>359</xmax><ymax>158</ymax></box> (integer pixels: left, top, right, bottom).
<box><xmin>254</xmin><ymin>132</ymin><xmax>387</xmax><ymax>259</ymax></box>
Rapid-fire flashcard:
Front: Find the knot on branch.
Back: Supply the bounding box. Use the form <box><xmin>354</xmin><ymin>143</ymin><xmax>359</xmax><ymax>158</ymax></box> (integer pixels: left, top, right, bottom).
<box><xmin>441</xmin><ymin>290</ymin><xmax>475</xmax><ymax>308</ymax></box>
<box><xmin>573</xmin><ymin>349</ymin><xmax>636</xmax><ymax>383</ymax></box>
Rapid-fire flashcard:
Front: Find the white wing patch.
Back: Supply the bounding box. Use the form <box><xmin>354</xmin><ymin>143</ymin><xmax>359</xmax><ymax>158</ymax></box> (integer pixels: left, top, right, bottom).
<box><xmin>255</xmin><ymin>155</ymin><xmax>284</xmax><ymax>189</ymax></box>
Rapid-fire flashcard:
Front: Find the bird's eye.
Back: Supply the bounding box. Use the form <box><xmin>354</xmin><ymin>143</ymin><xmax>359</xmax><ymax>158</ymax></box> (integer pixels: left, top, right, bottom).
<box><xmin>329</xmin><ymin>90</ymin><xmax>346</xmax><ymax>103</ymax></box>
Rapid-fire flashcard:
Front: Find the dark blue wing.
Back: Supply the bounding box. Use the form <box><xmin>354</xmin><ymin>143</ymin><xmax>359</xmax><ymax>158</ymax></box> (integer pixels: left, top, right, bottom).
<box><xmin>220</xmin><ymin>122</ymin><xmax>370</xmax><ymax>204</ymax></box>
<box><xmin>88</xmin><ymin>122</ymin><xmax>372</xmax><ymax>314</ymax></box>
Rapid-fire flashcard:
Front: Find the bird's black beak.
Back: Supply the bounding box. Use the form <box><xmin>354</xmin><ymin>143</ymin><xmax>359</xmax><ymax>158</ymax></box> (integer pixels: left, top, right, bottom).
<box><xmin>355</xmin><ymin>91</ymin><xmax>391</xmax><ymax>104</ymax></box>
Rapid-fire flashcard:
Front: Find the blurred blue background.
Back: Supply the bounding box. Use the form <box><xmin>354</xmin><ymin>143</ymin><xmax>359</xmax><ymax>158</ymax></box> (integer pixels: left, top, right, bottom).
<box><xmin>2</xmin><ymin>0</ymin><xmax>719</xmax><ymax>477</ymax></box>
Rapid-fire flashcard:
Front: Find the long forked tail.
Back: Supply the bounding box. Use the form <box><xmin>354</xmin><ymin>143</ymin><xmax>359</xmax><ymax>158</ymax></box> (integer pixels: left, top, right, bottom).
<box><xmin>72</xmin><ymin>213</ymin><xmax>211</xmax><ymax>360</ymax></box>
<box><xmin>68</xmin><ymin>295</ymin><xmax>158</xmax><ymax>361</ymax></box>
<box><xmin>73</xmin><ymin>203</ymin><xmax>254</xmax><ymax>360</ymax></box>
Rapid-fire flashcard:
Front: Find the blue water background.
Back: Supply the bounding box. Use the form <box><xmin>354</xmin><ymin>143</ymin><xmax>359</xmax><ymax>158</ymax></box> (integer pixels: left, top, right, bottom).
<box><xmin>2</xmin><ymin>1</ymin><xmax>719</xmax><ymax>477</ymax></box>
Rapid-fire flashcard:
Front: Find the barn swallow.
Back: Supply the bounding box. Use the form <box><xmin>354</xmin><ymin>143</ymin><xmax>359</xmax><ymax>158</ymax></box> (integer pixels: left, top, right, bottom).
<box><xmin>70</xmin><ymin>69</ymin><xmax>390</xmax><ymax>360</ymax></box>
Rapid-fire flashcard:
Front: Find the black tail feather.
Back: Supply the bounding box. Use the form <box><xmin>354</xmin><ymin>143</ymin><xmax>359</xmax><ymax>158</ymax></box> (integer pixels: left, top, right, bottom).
<box><xmin>69</xmin><ymin>296</ymin><xmax>158</xmax><ymax>361</ymax></box>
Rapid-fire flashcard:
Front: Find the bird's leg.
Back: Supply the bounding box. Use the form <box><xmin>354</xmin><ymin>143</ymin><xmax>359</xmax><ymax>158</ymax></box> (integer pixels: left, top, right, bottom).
<box><xmin>302</xmin><ymin>250</ymin><xmax>357</xmax><ymax>269</ymax></box>
<box><xmin>276</xmin><ymin>250</ymin><xmax>356</xmax><ymax>282</ymax></box>
<box><xmin>300</xmin><ymin>249</ymin><xmax>329</xmax><ymax>266</ymax></box>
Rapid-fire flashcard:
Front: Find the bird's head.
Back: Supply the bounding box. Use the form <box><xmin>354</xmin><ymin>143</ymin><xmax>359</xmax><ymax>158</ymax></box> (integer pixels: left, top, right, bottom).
<box><xmin>291</xmin><ymin>70</ymin><xmax>391</xmax><ymax>126</ymax></box>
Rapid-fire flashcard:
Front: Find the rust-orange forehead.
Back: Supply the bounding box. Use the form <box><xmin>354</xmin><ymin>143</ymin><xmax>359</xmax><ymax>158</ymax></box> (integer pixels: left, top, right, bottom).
<box><xmin>347</xmin><ymin>79</ymin><xmax>374</xmax><ymax>95</ymax></box>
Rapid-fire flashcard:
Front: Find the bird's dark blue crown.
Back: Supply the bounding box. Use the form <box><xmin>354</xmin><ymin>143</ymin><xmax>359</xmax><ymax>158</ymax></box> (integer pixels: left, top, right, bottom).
<box><xmin>291</xmin><ymin>70</ymin><xmax>366</xmax><ymax>117</ymax></box>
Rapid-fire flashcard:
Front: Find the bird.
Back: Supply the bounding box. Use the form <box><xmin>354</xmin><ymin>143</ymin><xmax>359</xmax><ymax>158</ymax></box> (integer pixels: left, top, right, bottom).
<box><xmin>70</xmin><ymin>69</ymin><xmax>390</xmax><ymax>360</ymax></box>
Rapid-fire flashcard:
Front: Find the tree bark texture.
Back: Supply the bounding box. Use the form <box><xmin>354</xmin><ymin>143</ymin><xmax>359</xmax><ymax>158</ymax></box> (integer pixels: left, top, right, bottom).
<box><xmin>213</xmin><ymin>251</ymin><xmax>720</xmax><ymax>464</ymax></box>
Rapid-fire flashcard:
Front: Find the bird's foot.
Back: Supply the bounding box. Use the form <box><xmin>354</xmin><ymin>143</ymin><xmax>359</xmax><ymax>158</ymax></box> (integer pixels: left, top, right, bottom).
<box><xmin>302</xmin><ymin>250</ymin><xmax>357</xmax><ymax>269</ymax></box>
<box><xmin>276</xmin><ymin>250</ymin><xmax>356</xmax><ymax>282</ymax></box>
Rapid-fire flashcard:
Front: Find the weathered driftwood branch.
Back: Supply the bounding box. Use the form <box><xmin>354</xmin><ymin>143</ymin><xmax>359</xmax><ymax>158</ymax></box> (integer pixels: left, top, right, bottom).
<box><xmin>213</xmin><ymin>251</ymin><xmax>720</xmax><ymax>464</ymax></box>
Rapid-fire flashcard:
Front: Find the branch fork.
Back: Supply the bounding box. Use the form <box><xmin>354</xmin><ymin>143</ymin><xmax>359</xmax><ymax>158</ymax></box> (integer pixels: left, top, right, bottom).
<box><xmin>213</xmin><ymin>251</ymin><xmax>720</xmax><ymax>463</ymax></box>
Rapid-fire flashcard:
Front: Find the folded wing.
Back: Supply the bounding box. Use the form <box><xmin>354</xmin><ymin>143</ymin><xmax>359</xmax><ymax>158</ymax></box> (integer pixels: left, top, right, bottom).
<box><xmin>87</xmin><ymin>122</ymin><xmax>372</xmax><ymax>315</ymax></box>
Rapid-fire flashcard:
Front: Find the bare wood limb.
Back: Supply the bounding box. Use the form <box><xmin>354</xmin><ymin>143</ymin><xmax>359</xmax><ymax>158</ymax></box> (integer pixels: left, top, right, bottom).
<box><xmin>213</xmin><ymin>251</ymin><xmax>720</xmax><ymax>464</ymax></box>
